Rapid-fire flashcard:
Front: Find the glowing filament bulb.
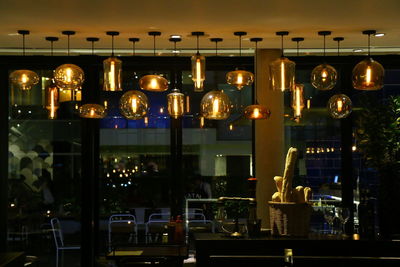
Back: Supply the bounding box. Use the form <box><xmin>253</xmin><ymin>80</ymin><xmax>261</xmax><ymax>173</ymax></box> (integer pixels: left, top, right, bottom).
<box><xmin>229</xmin><ymin>124</ymin><xmax>234</xmax><ymax>131</ymax></box>
<box><xmin>253</xmin><ymin>108</ymin><xmax>260</xmax><ymax>118</ymax></box>
<box><xmin>295</xmin><ymin>88</ymin><xmax>301</xmax><ymax>117</ymax></box>
<box><xmin>321</xmin><ymin>69</ymin><xmax>328</xmax><ymax>82</ymax></box>
<box><xmin>366</xmin><ymin>66</ymin><xmax>372</xmax><ymax>85</ymax></box>
<box><xmin>196</xmin><ymin>59</ymin><xmax>202</xmax><ymax>88</ymax></box>
<box><xmin>337</xmin><ymin>99</ymin><xmax>343</xmax><ymax>112</ymax></box>
<box><xmin>144</xmin><ymin>117</ymin><xmax>149</xmax><ymax>126</ymax></box>
<box><xmin>160</xmin><ymin>107</ymin><xmax>164</xmax><ymax>114</ymax></box>
<box><xmin>307</xmin><ymin>99</ymin><xmax>311</xmax><ymax>109</ymax></box>
<box><xmin>280</xmin><ymin>61</ymin><xmax>285</xmax><ymax>91</ymax></box>
<box><xmin>173</xmin><ymin>98</ymin><xmax>178</xmax><ymax>114</ymax></box>
<box><xmin>104</xmin><ymin>100</ymin><xmax>108</xmax><ymax>109</ymax></box>
<box><xmin>50</xmin><ymin>90</ymin><xmax>55</xmax><ymax>119</ymax></box>
<box><xmin>200</xmin><ymin>117</ymin><xmax>205</xmax><ymax>128</ymax></box>
<box><xmin>237</xmin><ymin>73</ymin><xmax>243</xmax><ymax>85</ymax></box>
<box><xmin>212</xmin><ymin>98</ymin><xmax>220</xmax><ymax>115</ymax></box>
<box><xmin>109</xmin><ymin>61</ymin><xmax>115</xmax><ymax>91</ymax></box>
<box><xmin>66</xmin><ymin>68</ymin><xmax>72</xmax><ymax>83</ymax></box>
<box><xmin>90</xmin><ymin>108</ymin><xmax>95</xmax><ymax>117</ymax></box>
<box><xmin>185</xmin><ymin>95</ymin><xmax>190</xmax><ymax>113</ymax></box>
<box><xmin>131</xmin><ymin>98</ymin><xmax>137</xmax><ymax>113</ymax></box>
<box><xmin>150</xmin><ymin>78</ymin><xmax>158</xmax><ymax>89</ymax></box>
<box><xmin>21</xmin><ymin>73</ymin><xmax>28</xmax><ymax>84</ymax></box>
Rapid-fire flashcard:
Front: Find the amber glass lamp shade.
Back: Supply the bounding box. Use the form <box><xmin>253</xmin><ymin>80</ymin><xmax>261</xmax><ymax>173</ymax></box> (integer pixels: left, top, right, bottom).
<box><xmin>226</xmin><ymin>70</ymin><xmax>254</xmax><ymax>90</ymax></box>
<box><xmin>270</xmin><ymin>57</ymin><xmax>295</xmax><ymax>91</ymax></box>
<box><xmin>79</xmin><ymin>104</ymin><xmax>107</xmax><ymax>119</ymax></box>
<box><xmin>103</xmin><ymin>57</ymin><xmax>122</xmax><ymax>91</ymax></box>
<box><xmin>200</xmin><ymin>90</ymin><xmax>231</xmax><ymax>120</ymax></box>
<box><xmin>9</xmin><ymin>70</ymin><xmax>39</xmax><ymax>91</ymax></box>
<box><xmin>328</xmin><ymin>94</ymin><xmax>352</xmax><ymax>119</ymax></box>
<box><xmin>54</xmin><ymin>64</ymin><xmax>84</xmax><ymax>90</ymax></box>
<box><xmin>45</xmin><ymin>83</ymin><xmax>59</xmax><ymax>119</ymax></box>
<box><xmin>139</xmin><ymin>75</ymin><xmax>168</xmax><ymax>92</ymax></box>
<box><xmin>191</xmin><ymin>53</ymin><xmax>206</xmax><ymax>92</ymax></box>
<box><xmin>352</xmin><ymin>58</ymin><xmax>384</xmax><ymax>90</ymax></box>
<box><xmin>311</xmin><ymin>64</ymin><xmax>337</xmax><ymax>90</ymax></box>
<box><xmin>244</xmin><ymin>104</ymin><xmax>271</xmax><ymax>120</ymax></box>
<box><xmin>167</xmin><ymin>89</ymin><xmax>184</xmax><ymax>118</ymax></box>
<box><xmin>291</xmin><ymin>84</ymin><xmax>305</xmax><ymax>118</ymax></box>
<box><xmin>120</xmin><ymin>90</ymin><xmax>149</xmax><ymax>120</ymax></box>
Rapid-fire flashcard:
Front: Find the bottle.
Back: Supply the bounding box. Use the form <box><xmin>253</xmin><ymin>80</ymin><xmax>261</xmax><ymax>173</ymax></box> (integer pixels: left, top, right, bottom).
<box><xmin>174</xmin><ymin>215</ymin><xmax>184</xmax><ymax>244</ymax></box>
<box><xmin>167</xmin><ymin>217</ymin><xmax>176</xmax><ymax>244</ymax></box>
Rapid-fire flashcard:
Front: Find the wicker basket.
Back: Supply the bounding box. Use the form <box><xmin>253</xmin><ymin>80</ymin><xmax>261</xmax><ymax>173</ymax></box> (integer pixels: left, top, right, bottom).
<box><xmin>268</xmin><ymin>201</ymin><xmax>312</xmax><ymax>237</ymax></box>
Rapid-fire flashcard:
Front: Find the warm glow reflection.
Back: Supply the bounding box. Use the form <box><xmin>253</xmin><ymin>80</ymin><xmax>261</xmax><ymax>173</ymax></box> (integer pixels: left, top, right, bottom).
<box><xmin>173</xmin><ymin>99</ymin><xmax>178</xmax><ymax>114</ymax></box>
<box><xmin>144</xmin><ymin>117</ymin><xmax>149</xmax><ymax>126</ymax></box>
<box><xmin>321</xmin><ymin>69</ymin><xmax>328</xmax><ymax>82</ymax></box>
<box><xmin>229</xmin><ymin>124</ymin><xmax>234</xmax><ymax>131</ymax></box>
<box><xmin>150</xmin><ymin>78</ymin><xmax>158</xmax><ymax>89</ymax></box>
<box><xmin>237</xmin><ymin>73</ymin><xmax>243</xmax><ymax>85</ymax></box>
<box><xmin>200</xmin><ymin>117</ymin><xmax>205</xmax><ymax>128</ymax></box>
<box><xmin>253</xmin><ymin>108</ymin><xmax>260</xmax><ymax>118</ymax></box>
<box><xmin>185</xmin><ymin>95</ymin><xmax>190</xmax><ymax>113</ymax></box>
<box><xmin>337</xmin><ymin>99</ymin><xmax>343</xmax><ymax>112</ymax></box>
<box><xmin>131</xmin><ymin>98</ymin><xmax>137</xmax><ymax>113</ymax></box>
<box><xmin>291</xmin><ymin>84</ymin><xmax>304</xmax><ymax>118</ymax></box>
<box><xmin>307</xmin><ymin>99</ymin><xmax>311</xmax><ymax>109</ymax></box>
<box><xmin>104</xmin><ymin>100</ymin><xmax>108</xmax><ymax>109</ymax></box>
<box><xmin>21</xmin><ymin>74</ymin><xmax>28</xmax><ymax>84</ymax></box>
<box><xmin>280</xmin><ymin>61</ymin><xmax>285</xmax><ymax>91</ymax></box>
<box><xmin>212</xmin><ymin>98</ymin><xmax>220</xmax><ymax>115</ymax></box>
<box><xmin>65</xmin><ymin>68</ymin><xmax>72</xmax><ymax>83</ymax></box>
<box><xmin>90</xmin><ymin>109</ymin><xmax>95</xmax><ymax>117</ymax></box>
<box><xmin>366</xmin><ymin>66</ymin><xmax>372</xmax><ymax>85</ymax></box>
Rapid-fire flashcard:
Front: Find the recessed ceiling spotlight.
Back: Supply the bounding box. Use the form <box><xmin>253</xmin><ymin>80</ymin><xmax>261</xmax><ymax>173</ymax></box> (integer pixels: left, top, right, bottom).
<box><xmin>374</xmin><ymin>33</ymin><xmax>385</xmax><ymax>37</ymax></box>
<box><xmin>353</xmin><ymin>49</ymin><xmax>364</xmax><ymax>52</ymax></box>
<box><xmin>170</xmin><ymin>35</ymin><xmax>181</xmax><ymax>39</ymax></box>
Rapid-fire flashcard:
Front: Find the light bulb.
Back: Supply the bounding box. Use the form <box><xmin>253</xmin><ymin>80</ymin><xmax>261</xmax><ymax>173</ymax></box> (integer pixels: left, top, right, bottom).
<box><xmin>109</xmin><ymin>61</ymin><xmax>115</xmax><ymax>91</ymax></box>
<box><xmin>196</xmin><ymin>59</ymin><xmax>202</xmax><ymax>88</ymax></box>
<box><xmin>291</xmin><ymin>84</ymin><xmax>305</xmax><ymax>118</ymax></box>
<box><xmin>131</xmin><ymin>98</ymin><xmax>137</xmax><ymax>113</ymax></box>
<box><xmin>212</xmin><ymin>98</ymin><xmax>220</xmax><ymax>115</ymax></box>
<box><xmin>253</xmin><ymin>108</ymin><xmax>260</xmax><ymax>118</ymax></box>
<box><xmin>328</xmin><ymin>94</ymin><xmax>352</xmax><ymax>119</ymax></box>
<box><xmin>103</xmin><ymin>57</ymin><xmax>122</xmax><ymax>91</ymax></box>
<box><xmin>119</xmin><ymin>90</ymin><xmax>149</xmax><ymax>120</ymax></box>
<box><xmin>366</xmin><ymin>66</ymin><xmax>372</xmax><ymax>85</ymax></box>
<box><xmin>9</xmin><ymin>70</ymin><xmax>39</xmax><ymax>91</ymax></box>
<box><xmin>191</xmin><ymin>53</ymin><xmax>205</xmax><ymax>92</ymax></box>
<box><xmin>21</xmin><ymin>73</ymin><xmax>28</xmax><ymax>84</ymax></box>
<box><xmin>150</xmin><ymin>78</ymin><xmax>158</xmax><ymax>89</ymax></box>
<box><xmin>66</xmin><ymin>68</ymin><xmax>72</xmax><ymax>83</ymax></box>
<box><xmin>200</xmin><ymin>117</ymin><xmax>205</xmax><ymax>128</ymax></box>
<box><xmin>200</xmin><ymin>90</ymin><xmax>231</xmax><ymax>120</ymax></box>
<box><xmin>311</xmin><ymin>64</ymin><xmax>337</xmax><ymax>91</ymax></box>
<box><xmin>281</xmin><ymin>61</ymin><xmax>285</xmax><ymax>92</ymax></box>
<box><xmin>337</xmin><ymin>99</ymin><xmax>343</xmax><ymax>112</ymax></box>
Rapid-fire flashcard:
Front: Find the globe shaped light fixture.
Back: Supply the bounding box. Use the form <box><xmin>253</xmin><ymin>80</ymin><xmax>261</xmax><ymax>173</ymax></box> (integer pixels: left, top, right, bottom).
<box><xmin>140</xmin><ymin>32</ymin><xmax>169</xmax><ymax>92</ymax></box>
<box><xmin>270</xmin><ymin>32</ymin><xmax>295</xmax><ymax>92</ymax></box>
<box><xmin>244</xmin><ymin>38</ymin><xmax>271</xmax><ymax>120</ymax></box>
<box><xmin>328</xmin><ymin>94</ymin><xmax>352</xmax><ymax>119</ymax></box>
<box><xmin>119</xmin><ymin>90</ymin><xmax>149</xmax><ymax>120</ymax></box>
<box><xmin>103</xmin><ymin>31</ymin><xmax>122</xmax><ymax>91</ymax></box>
<box><xmin>79</xmin><ymin>104</ymin><xmax>107</xmax><ymax>119</ymax></box>
<box><xmin>311</xmin><ymin>31</ymin><xmax>337</xmax><ymax>91</ymax></box>
<box><xmin>167</xmin><ymin>88</ymin><xmax>184</xmax><ymax>118</ymax></box>
<box><xmin>291</xmin><ymin>84</ymin><xmax>305</xmax><ymax>118</ymax></box>
<box><xmin>200</xmin><ymin>90</ymin><xmax>231</xmax><ymax>120</ymax></box>
<box><xmin>45</xmin><ymin>81</ymin><xmax>59</xmax><ymax>119</ymax></box>
<box><xmin>9</xmin><ymin>30</ymin><xmax>39</xmax><ymax>91</ymax></box>
<box><xmin>352</xmin><ymin>30</ymin><xmax>384</xmax><ymax>91</ymax></box>
<box><xmin>226</xmin><ymin>32</ymin><xmax>254</xmax><ymax>90</ymax></box>
<box><xmin>54</xmin><ymin>31</ymin><xmax>84</xmax><ymax>91</ymax></box>
<box><xmin>191</xmin><ymin>32</ymin><xmax>206</xmax><ymax>92</ymax></box>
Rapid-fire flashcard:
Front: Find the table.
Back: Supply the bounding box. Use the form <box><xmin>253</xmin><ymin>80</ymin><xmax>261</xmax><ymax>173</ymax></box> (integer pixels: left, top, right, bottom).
<box><xmin>106</xmin><ymin>244</ymin><xmax>188</xmax><ymax>267</ymax></box>
<box><xmin>0</xmin><ymin>252</ymin><xmax>25</xmax><ymax>267</ymax></box>
<box><xmin>194</xmin><ymin>233</ymin><xmax>400</xmax><ymax>267</ymax></box>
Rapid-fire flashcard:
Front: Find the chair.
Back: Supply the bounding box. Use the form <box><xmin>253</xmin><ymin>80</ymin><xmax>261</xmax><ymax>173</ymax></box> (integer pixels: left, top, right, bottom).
<box><xmin>108</xmin><ymin>214</ymin><xmax>137</xmax><ymax>251</ymax></box>
<box><xmin>50</xmin><ymin>218</ymin><xmax>80</xmax><ymax>267</ymax></box>
<box><xmin>185</xmin><ymin>212</ymin><xmax>215</xmax><ymax>233</ymax></box>
<box><xmin>145</xmin><ymin>212</ymin><xmax>170</xmax><ymax>243</ymax></box>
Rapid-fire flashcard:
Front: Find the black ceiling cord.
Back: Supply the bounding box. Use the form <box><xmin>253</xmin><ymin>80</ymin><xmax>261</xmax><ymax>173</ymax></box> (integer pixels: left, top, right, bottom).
<box><xmin>276</xmin><ymin>31</ymin><xmax>289</xmax><ymax>57</ymax></box>
<box><xmin>210</xmin><ymin>38</ymin><xmax>223</xmax><ymax>56</ymax></box>
<box><xmin>318</xmin><ymin>31</ymin><xmax>331</xmax><ymax>58</ymax></box>
<box><xmin>363</xmin><ymin>30</ymin><xmax>376</xmax><ymax>57</ymax></box>
<box><xmin>106</xmin><ymin>31</ymin><xmax>119</xmax><ymax>57</ymax></box>
<box><xmin>129</xmin><ymin>38</ymin><xmax>140</xmax><ymax>56</ymax></box>
<box><xmin>292</xmin><ymin>37</ymin><xmax>304</xmax><ymax>57</ymax></box>
<box><xmin>191</xmin><ymin>32</ymin><xmax>205</xmax><ymax>55</ymax></box>
<box><xmin>86</xmin><ymin>37</ymin><xmax>99</xmax><ymax>55</ymax></box>
<box><xmin>333</xmin><ymin>37</ymin><xmax>344</xmax><ymax>57</ymax></box>
<box><xmin>18</xmin><ymin>30</ymin><xmax>29</xmax><ymax>56</ymax></box>
<box><xmin>169</xmin><ymin>36</ymin><xmax>182</xmax><ymax>87</ymax></box>
<box><xmin>62</xmin><ymin>31</ymin><xmax>75</xmax><ymax>56</ymax></box>
<box><xmin>149</xmin><ymin>31</ymin><xmax>161</xmax><ymax>57</ymax></box>
<box><xmin>250</xmin><ymin>37</ymin><xmax>262</xmax><ymax>104</ymax></box>
<box><xmin>45</xmin><ymin>36</ymin><xmax>59</xmax><ymax>56</ymax></box>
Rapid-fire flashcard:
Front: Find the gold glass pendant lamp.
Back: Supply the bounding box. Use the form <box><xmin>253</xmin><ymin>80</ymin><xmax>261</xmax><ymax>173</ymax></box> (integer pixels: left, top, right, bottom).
<box><xmin>119</xmin><ymin>90</ymin><xmax>149</xmax><ymax>120</ymax></box>
<box><xmin>9</xmin><ymin>30</ymin><xmax>39</xmax><ymax>91</ymax></box>
<box><xmin>310</xmin><ymin>31</ymin><xmax>337</xmax><ymax>91</ymax></box>
<box><xmin>244</xmin><ymin>38</ymin><xmax>270</xmax><ymax>120</ymax></box>
<box><xmin>226</xmin><ymin>32</ymin><xmax>254</xmax><ymax>90</ymax></box>
<box><xmin>54</xmin><ymin>31</ymin><xmax>85</xmax><ymax>91</ymax></box>
<box><xmin>352</xmin><ymin>30</ymin><xmax>384</xmax><ymax>90</ymax></box>
<box><xmin>129</xmin><ymin>37</ymin><xmax>140</xmax><ymax>56</ymax></box>
<box><xmin>290</xmin><ymin>37</ymin><xmax>305</xmax><ymax>120</ymax></box>
<box><xmin>167</xmin><ymin>37</ymin><xmax>185</xmax><ymax>118</ymax></box>
<box><xmin>328</xmin><ymin>37</ymin><xmax>353</xmax><ymax>119</ymax></box>
<box><xmin>139</xmin><ymin>31</ymin><xmax>169</xmax><ymax>92</ymax></box>
<box><xmin>103</xmin><ymin>31</ymin><xmax>122</xmax><ymax>91</ymax></box>
<box><xmin>191</xmin><ymin>31</ymin><xmax>206</xmax><ymax>92</ymax></box>
<box><xmin>270</xmin><ymin>31</ymin><xmax>295</xmax><ymax>92</ymax></box>
<box><xmin>200</xmin><ymin>90</ymin><xmax>231</xmax><ymax>120</ymax></box>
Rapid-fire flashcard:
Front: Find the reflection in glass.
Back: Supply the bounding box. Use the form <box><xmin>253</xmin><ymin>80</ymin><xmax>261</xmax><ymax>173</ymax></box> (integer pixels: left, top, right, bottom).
<box><xmin>119</xmin><ymin>90</ymin><xmax>149</xmax><ymax>120</ymax></box>
<box><xmin>328</xmin><ymin>94</ymin><xmax>352</xmax><ymax>119</ymax></box>
<box><xmin>244</xmin><ymin>104</ymin><xmax>271</xmax><ymax>120</ymax></box>
<box><xmin>103</xmin><ymin>57</ymin><xmax>122</xmax><ymax>91</ymax></box>
<box><xmin>79</xmin><ymin>103</ymin><xmax>107</xmax><ymax>119</ymax></box>
<box><xmin>270</xmin><ymin>57</ymin><xmax>295</xmax><ymax>91</ymax></box>
<box><xmin>200</xmin><ymin>90</ymin><xmax>231</xmax><ymax>120</ymax></box>
<box><xmin>167</xmin><ymin>89</ymin><xmax>184</xmax><ymax>118</ymax></box>
<box><xmin>54</xmin><ymin>64</ymin><xmax>85</xmax><ymax>90</ymax></box>
<box><xmin>9</xmin><ymin>70</ymin><xmax>39</xmax><ymax>91</ymax></box>
<box><xmin>139</xmin><ymin>75</ymin><xmax>168</xmax><ymax>92</ymax></box>
<box><xmin>291</xmin><ymin>84</ymin><xmax>305</xmax><ymax>119</ymax></box>
<box><xmin>191</xmin><ymin>53</ymin><xmax>206</xmax><ymax>92</ymax></box>
<box><xmin>59</xmin><ymin>89</ymin><xmax>81</xmax><ymax>102</ymax></box>
<box><xmin>226</xmin><ymin>70</ymin><xmax>254</xmax><ymax>90</ymax></box>
<box><xmin>352</xmin><ymin>58</ymin><xmax>384</xmax><ymax>90</ymax></box>
<box><xmin>45</xmin><ymin>83</ymin><xmax>59</xmax><ymax>119</ymax></box>
<box><xmin>311</xmin><ymin>64</ymin><xmax>337</xmax><ymax>91</ymax></box>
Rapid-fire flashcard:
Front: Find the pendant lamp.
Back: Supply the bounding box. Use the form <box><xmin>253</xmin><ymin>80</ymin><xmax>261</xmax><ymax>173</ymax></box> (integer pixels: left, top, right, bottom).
<box><xmin>129</xmin><ymin>37</ymin><xmax>140</xmax><ymax>56</ymax></box>
<box><xmin>291</xmin><ymin>37</ymin><xmax>305</xmax><ymax>120</ymax></box>
<box><xmin>244</xmin><ymin>38</ymin><xmax>270</xmax><ymax>120</ymax></box>
<box><xmin>119</xmin><ymin>90</ymin><xmax>149</xmax><ymax>120</ymax></box>
<box><xmin>191</xmin><ymin>32</ymin><xmax>206</xmax><ymax>92</ymax></box>
<box><xmin>54</xmin><ymin>31</ymin><xmax>85</xmax><ymax>91</ymax></box>
<box><xmin>44</xmin><ymin>37</ymin><xmax>59</xmax><ymax>119</ymax></box>
<box><xmin>226</xmin><ymin>32</ymin><xmax>254</xmax><ymax>90</ymax></box>
<box><xmin>270</xmin><ymin>31</ymin><xmax>295</xmax><ymax>92</ymax></box>
<box><xmin>328</xmin><ymin>37</ymin><xmax>353</xmax><ymax>119</ymax></box>
<box><xmin>200</xmin><ymin>90</ymin><xmax>231</xmax><ymax>120</ymax></box>
<box><xmin>352</xmin><ymin>30</ymin><xmax>384</xmax><ymax>90</ymax></box>
<box><xmin>103</xmin><ymin>31</ymin><xmax>122</xmax><ymax>91</ymax></box>
<box><xmin>311</xmin><ymin>31</ymin><xmax>337</xmax><ymax>91</ymax></box>
<box><xmin>139</xmin><ymin>32</ymin><xmax>169</xmax><ymax>92</ymax></box>
<box><xmin>167</xmin><ymin>37</ymin><xmax>185</xmax><ymax>118</ymax></box>
<box><xmin>9</xmin><ymin>30</ymin><xmax>39</xmax><ymax>91</ymax></box>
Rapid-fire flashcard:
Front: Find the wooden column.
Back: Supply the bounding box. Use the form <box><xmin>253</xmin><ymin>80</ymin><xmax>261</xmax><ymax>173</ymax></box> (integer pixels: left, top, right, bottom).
<box><xmin>255</xmin><ymin>49</ymin><xmax>284</xmax><ymax>228</ymax></box>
